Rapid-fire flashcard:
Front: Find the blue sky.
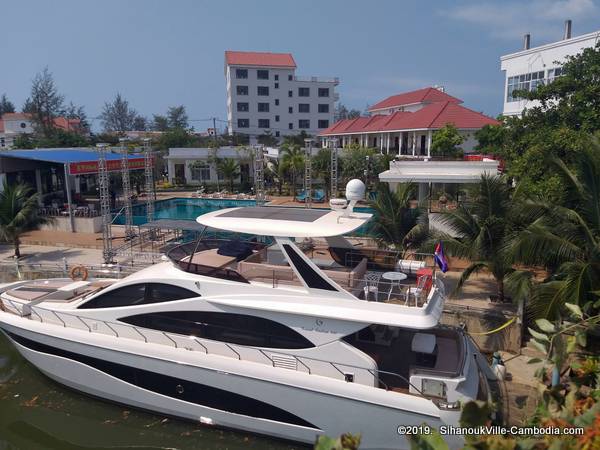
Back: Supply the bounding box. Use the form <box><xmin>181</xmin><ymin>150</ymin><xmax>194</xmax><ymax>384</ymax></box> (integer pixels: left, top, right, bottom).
<box><xmin>1</xmin><ymin>0</ymin><xmax>598</xmax><ymax>132</ymax></box>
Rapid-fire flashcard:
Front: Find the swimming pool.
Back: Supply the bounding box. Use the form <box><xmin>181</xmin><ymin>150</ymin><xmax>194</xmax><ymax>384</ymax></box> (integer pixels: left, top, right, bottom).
<box><xmin>114</xmin><ymin>198</ymin><xmax>375</xmax><ymax>236</ymax></box>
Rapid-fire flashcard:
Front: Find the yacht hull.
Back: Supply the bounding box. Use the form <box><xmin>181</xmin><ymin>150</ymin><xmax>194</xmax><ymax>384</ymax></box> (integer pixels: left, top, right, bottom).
<box><xmin>0</xmin><ymin>319</ymin><xmax>464</xmax><ymax>450</ymax></box>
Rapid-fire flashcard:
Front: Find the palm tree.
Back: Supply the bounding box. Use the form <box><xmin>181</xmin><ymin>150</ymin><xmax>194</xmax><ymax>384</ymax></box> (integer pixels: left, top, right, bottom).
<box><xmin>0</xmin><ymin>181</ymin><xmax>49</xmax><ymax>258</ymax></box>
<box><xmin>280</xmin><ymin>144</ymin><xmax>304</xmax><ymax>197</ymax></box>
<box><xmin>369</xmin><ymin>182</ymin><xmax>428</xmax><ymax>251</ymax></box>
<box><xmin>436</xmin><ymin>174</ymin><xmax>515</xmax><ymax>302</ymax></box>
<box><xmin>508</xmin><ymin>146</ymin><xmax>600</xmax><ymax>318</ymax></box>
<box><xmin>217</xmin><ymin>158</ymin><xmax>239</xmax><ymax>192</ymax></box>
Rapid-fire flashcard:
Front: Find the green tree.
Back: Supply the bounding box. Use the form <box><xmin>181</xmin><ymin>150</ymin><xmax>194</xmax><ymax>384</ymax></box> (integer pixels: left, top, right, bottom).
<box><xmin>100</xmin><ymin>93</ymin><xmax>138</xmax><ymax>133</ymax></box>
<box><xmin>508</xmin><ymin>145</ymin><xmax>600</xmax><ymax>318</ymax></box>
<box><xmin>25</xmin><ymin>67</ymin><xmax>65</xmax><ymax>138</ymax></box>
<box><xmin>0</xmin><ymin>181</ymin><xmax>49</xmax><ymax>258</ymax></box>
<box><xmin>152</xmin><ymin>114</ymin><xmax>169</xmax><ymax>131</ymax></box>
<box><xmin>63</xmin><ymin>101</ymin><xmax>89</xmax><ymax>133</ymax></box>
<box><xmin>282</xmin><ymin>131</ymin><xmax>311</xmax><ymax>148</ymax></box>
<box><xmin>430</xmin><ymin>123</ymin><xmax>464</xmax><ymax>158</ymax></box>
<box><xmin>258</xmin><ymin>131</ymin><xmax>278</xmax><ymax>146</ymax></box>
<box><xmin>167</xmin><ymin>105</ymin><xmax>188</xmax><ymax>129</ymax></box>
<box><xmin>0</xmin><ymin>94</ymin><xmax>15</xmax><ymax>116</ymax></box>
<box><xmin>369</xmin><ymin>182</ymin><xmax>428</xmax><ymax>251</ymax></box>
<box><xmin>437</xmin><ymin>175</ymin><xmax>516</xmax><ymax>302</ymax></box>
<box><xmin>217</xmin><ymin>158</ymin><xmax>240</xmax><ymax>192</ymax></box>
<box><xmin>334</xmin><ymin>103</ymin><xmax>361</xmax><ymax>121</ymax></box>
<box><xmin>474</xmin><ymin>123</ymin><xmax>506</xmax><ymax>153</ymax></box>
<box><xmin>280</xmin><ymin>144</ymin><xmax>304</xmax><ymax>196</ymax></box>
<box><xmin>133</xmin><ymin>115</ymin><xmax>148</xmax><ymax>131</ymax></box>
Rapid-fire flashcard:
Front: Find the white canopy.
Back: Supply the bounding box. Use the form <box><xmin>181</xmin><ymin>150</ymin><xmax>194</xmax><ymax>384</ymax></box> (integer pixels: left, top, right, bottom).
<box><xmin>379</xmin><ymin>160</ymin><xmax>500</xmax><ymax>184</ymax></box>
<box><xmin>196</xmin><ymin>207</ymin><xmax>372</xmax><ymax>238</ymax></box>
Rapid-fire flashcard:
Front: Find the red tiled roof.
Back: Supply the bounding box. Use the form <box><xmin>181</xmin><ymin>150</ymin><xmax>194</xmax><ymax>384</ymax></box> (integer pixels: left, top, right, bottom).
<box><xmin>225</xmin><ymin>51</ymin><xmax>296</xmax><ymax>68</ymax></box>
<box><xmin>2</xmin><ymin>112</ymin><xmax>32</xmax><ymax>120</ymax></box>
<box><xmin>53</xmin><ymin>117</ymin><xmax>81</xmax><ymax>131</ymax></box>
<box><xmin>368</xmin><ymin>87</ymin><xmax>462</xmax><ymax>112</ymax></box>
<box><xmin>319</xmin><ymin>102</ymin><xmax>498</xmax><ymax>136</ymax></box>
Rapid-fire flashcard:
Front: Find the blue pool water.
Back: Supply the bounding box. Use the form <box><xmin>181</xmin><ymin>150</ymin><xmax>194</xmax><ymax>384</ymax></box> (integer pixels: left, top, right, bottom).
<box><xmin>114</xmin><ymin>198</ymin><xmax>375</xmax><ymax>236</ymax></box>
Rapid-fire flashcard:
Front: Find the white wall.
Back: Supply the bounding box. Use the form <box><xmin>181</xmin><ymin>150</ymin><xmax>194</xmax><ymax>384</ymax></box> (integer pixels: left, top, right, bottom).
<box><xmin>500</xmin><ymin>30</ymin><xmax>600</xmax><ymax>116</ymax></box>
<box><xmin>226</xmin><ymin>64</ymin><xmax>337</xmax><ymax>140</ymax></box>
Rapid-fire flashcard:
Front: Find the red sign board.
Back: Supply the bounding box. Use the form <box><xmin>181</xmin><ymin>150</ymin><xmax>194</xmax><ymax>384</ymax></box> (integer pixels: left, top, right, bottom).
<box><xmin>68</xmin><ymin>157</ymin><xmax>151</xmax><ymax>175</ymax></box>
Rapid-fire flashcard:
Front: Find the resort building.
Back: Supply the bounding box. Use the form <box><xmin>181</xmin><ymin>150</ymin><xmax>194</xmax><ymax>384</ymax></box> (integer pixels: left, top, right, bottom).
<box><xmin>501</xmin><ymin>21</ymin><xmax>600</xmax><ymax>116</ymax></box>
<box><xmin>319</xmin><ymin>87</ymin><xmax>498</xmax><ymax>155</ymax></box>
<box><xmin>225</xmin><ymin>51</ymin><xmax>338</xmax><ymax>142</ymax></box>
<box><xmin>166</xmin><ymin>147</ymin><xmax>256</xmax><ymax>187</ymax></box>
<box><xmin>0</xmin><ymin>112</ymin><xmax>82</xmax><ymax>148</ymax></box>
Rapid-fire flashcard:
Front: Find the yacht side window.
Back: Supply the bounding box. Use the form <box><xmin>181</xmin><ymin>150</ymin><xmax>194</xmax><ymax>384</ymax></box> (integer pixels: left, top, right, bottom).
<box><xmin>79</xmin><ymin>283</ymin><xmax>198</xmax><ymax>309</ymax></box>
<box><xmin>119</xmin><ymin>311</ymin><xmax>314</xmax><ymax>349</ymax></box>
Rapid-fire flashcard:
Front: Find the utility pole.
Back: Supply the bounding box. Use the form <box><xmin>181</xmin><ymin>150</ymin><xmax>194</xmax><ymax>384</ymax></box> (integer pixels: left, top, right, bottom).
<box><xmin>212</xmin><ymin>117</ymin><xmax>218</xmax><ymax>147</ymax></box>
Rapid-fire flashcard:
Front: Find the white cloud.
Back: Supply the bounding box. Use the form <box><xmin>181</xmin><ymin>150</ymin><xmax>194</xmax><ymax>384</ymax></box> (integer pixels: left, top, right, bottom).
<box><xmin>443</xmin><ymin>0</ymin><xmax>598</xmax><ymax>40</ymax></box>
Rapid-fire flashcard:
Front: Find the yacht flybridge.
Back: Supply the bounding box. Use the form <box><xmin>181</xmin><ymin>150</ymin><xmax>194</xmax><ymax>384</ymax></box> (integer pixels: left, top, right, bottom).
<box><xmin>0</xmin><ymin>186</ymin><xmax>498</xmax><ymax>450</ymax></box>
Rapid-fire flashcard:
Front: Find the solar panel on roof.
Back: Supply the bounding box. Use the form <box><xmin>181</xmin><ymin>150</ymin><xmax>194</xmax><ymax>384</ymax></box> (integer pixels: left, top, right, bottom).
<box><xmin>219</xmin><ymin>207</ymin><xmax>329</xmax><ymax>222</ymax></box>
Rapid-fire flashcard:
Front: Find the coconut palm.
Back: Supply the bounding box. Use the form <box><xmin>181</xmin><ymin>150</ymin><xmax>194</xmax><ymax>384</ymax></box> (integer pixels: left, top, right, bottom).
<box><xmin>508</xmin><ymin>146</ymin><xmax>600</xmax><ymax>318</ymax></box>
<box><xmin>0</xmin><ymin>181</ymin><xmax>49</xmax><ymax>258</ymax></box>
<box><xmin>280</xmin><ymin>144</ymin><xmax>304</xmax><ymax>197</ymax></box>
<box><xmin>435</xmin><ymin>174</ymin><xmax>515</xmax><ymax>302</ymax></box>
<box><xmin>217</xmin><ymin>158</ymin><xmax>239</xmax><ymax>192</ymax></box>
<box><xmin>369</xmin><ymin>182</ymin><xmax>428</xmax><ymax>252</ymax></box>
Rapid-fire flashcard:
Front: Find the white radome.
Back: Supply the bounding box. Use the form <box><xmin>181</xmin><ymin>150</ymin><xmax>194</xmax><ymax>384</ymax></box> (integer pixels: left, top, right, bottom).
<box><xmin>345</xmin><ymin>179</ymin><xmax>366</xmax><ymax>201</ymax></box>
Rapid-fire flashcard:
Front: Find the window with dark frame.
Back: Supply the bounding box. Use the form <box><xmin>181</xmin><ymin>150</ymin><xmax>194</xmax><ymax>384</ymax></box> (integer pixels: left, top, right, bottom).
<box><xmin>288</xmin><ymin>106</ymin><xmax>293</xmax><ymax>114</ymax></box>
<box><xmin>237</xmin><ymin>102</ymin><xmax>249</xmax><ymax>112</ymax></box>
<box><xmin>275</xmin><ymin>115</ymin><xmax>280</xmax><ymax>122</ymax></box>
<box><xmin>298</xmin><ymin>119</ymin><xmax>310</xmax><ymax>129</ymax></box>
<box><xmin>318</xmin><ymin>87</ymin><xmax>330</xmax><ymax>97</ymax></box>
<box><xmin>258</xmin><ymin>118</ymin><xmax>270</xmax><ymax>128</ymax></box>
<box><xmin>257</xmin><ymin>69</ymin><xmax>269</xmax><ymax>80</ymax></box>
<box><xmin>236</xmin><ymin>85</ymin><xmax>248</xmax><ymax>95</ymax></box>
<box><xmin>79</xmin><ymin>283</ymin><xmax>198</xmax><ymax>309</ymax></box>
<box><xmin>275</xmin><ymin>99</ymin><xmax>279</xmax><ymax>106</ymax></box>
<box><xmin>288</xmin><ymin>74</ymin><xmax>293</xmax><ymax>81</ymax></box>
<box><xmin>298</xmin><ymin>87</ymin><xmax>310</xmax><ymax>97</ymax></box>
<box><xmin>237</xmin><ymin>118</ymin><xmax>249</xmax><ymax>128</ymax></box>
<box><xmin>119</xmin><ymin>311</ymin><xmax>315</xmax><ymax>349</ymax></box>
<box><xmin>257</xmin><ymin>86</ymin><xmax>269</xmax><ymax>96</ymax></box>
<box><xmin>318</xmin><ymin>104</ymin><xmax>329</xmax><ymax>113</ymax></box>
<box><xmin>274</xmin><ymin>82</ymin><xmax>279</xmax><ymax>89</ymax></box>
<box><xmin>288</xmin><ymin>123</ymin><xmax>293</xmax><ymax>130</ymax></box>
<box><xmin>274</xmin><ymin>74</ymin><xmax>279</xmax><ymax>81</ymax></box>
<box><xmin>298</xmin><ymin>103</ymin><xmax>310</xmax><ymax>113</ymax></box>
<box><xmin>235</xmin><ymin>68</ymin><xmax>248</xmax><ymax>79</ymax></box>
<box><xmin>258</xmin><ymin>102</ymin><xmax>269</xmax><ymax>112</ymax></box>
<box><xmin>288</xmin><ymin>90</ymin><xmax>293</xmax><ymax>97</ymax></box>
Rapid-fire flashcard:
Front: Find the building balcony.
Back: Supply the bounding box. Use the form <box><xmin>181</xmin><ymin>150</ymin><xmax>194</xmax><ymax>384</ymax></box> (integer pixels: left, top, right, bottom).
<box><xmin>294</xmin><ymin>76</ymin><xmax>339</xmax><ymax>85</ymax></box>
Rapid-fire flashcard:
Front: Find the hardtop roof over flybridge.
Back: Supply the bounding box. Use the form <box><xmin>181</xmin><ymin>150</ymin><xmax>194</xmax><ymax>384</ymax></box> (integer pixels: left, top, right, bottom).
<box><xmin>197</xmin><ymin>206</ymin><xmax>372</xmax><ymax>237</ymax></box>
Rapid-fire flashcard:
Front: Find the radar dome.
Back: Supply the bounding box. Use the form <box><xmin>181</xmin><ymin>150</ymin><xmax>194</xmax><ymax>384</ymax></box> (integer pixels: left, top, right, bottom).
<box><xmin>345</xmin><ymin>179</ymin><xmax>366</xmax><ymax>201</ymax></box>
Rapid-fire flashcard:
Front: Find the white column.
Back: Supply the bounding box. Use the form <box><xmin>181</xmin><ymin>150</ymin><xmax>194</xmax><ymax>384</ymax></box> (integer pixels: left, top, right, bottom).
<box><xmin>379</xmin><ymin>133</ymin><xmax>383</xmax><ymax>153</ymax></box>
<box><xmin>35</xmin><ymin>169</ymin><xmax>43</xmax><ymax>205</ymax></box>
<box><xmin>412</xmin><ymin>132</ymin><xmax>416</xmax><ymax>156</ymax></box>
<box><xmin>386</xmin><ymin>134</ymin><xmax>390</xmax><ymax>154</ymax></box>
<box><xmin>427</xmin><ymin>130</ymin><xmax>432</xmax><ymax>158</ymax></box>
<box><xmin>74</xmin><ymin>176</ymin><xmax>81</xmax><ymax>194</ymax></box>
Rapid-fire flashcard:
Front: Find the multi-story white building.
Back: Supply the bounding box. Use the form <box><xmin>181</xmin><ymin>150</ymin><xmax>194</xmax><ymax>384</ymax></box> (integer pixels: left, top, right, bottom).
<box><xmin>225</xmin><ymin>51</ymin><xmax>338</xmax><ymax>141</ymax></box>
<box><xmin>500</xmin><ymin>21</ymin><xmax>600</xmax><ymax>116</ymax></box>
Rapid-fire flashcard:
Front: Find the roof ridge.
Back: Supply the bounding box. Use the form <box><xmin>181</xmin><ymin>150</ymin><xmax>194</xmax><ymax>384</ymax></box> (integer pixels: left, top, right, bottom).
<box><xmin>424</xmin><ymin>101</ymin><xmax>450</xmax><ymax>128</ymax></box>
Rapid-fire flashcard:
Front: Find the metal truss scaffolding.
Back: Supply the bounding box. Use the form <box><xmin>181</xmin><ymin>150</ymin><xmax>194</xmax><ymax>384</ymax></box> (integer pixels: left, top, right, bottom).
<box><xmin>97</xmin><ymin>143</ymin><xmax>114</xmax><ymax>264</ymax></box>
<box><xmin>254</xmin><ymin>145</ymin><xmax>266</xmax><ymax>206</ymax></box>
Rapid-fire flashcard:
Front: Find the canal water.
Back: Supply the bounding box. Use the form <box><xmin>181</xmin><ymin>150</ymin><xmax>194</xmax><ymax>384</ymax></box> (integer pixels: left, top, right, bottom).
<box><xmin>0</xmin><ymin>333</ymin><xmax>302</xmax><ymax>450</ymax></box>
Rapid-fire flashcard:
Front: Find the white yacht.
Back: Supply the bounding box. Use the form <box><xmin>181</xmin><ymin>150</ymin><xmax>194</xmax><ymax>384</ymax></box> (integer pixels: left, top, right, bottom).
<box><xmin>0</xmin><ymin>183</ymin><xmax>498</xmax><ymax>450</ymax></box>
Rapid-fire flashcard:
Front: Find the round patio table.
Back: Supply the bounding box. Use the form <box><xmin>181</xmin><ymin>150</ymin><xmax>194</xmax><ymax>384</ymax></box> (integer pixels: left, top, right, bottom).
<box><xmin>382</xmin><ymin>271</ymin><xmax>408</xmax><ymax>301</ymax></box>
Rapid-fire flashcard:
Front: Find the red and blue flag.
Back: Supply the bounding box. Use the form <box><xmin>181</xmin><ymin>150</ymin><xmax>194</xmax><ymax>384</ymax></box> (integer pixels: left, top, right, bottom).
<box><xmin>434</xmin><ymin>241</ymin><xmax>448</xmax><ymax>273</ymax></box>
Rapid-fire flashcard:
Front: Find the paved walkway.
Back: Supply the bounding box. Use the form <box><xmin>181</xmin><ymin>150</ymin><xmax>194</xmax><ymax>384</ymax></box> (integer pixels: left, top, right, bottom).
<box><xmin>0</xmin><ymin>244</ymin><xmax>105</xmax><ymax>266</ymax></box>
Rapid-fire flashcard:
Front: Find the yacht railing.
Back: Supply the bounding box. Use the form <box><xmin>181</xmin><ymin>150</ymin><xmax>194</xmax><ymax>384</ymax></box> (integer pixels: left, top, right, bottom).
<box><xmin>1</xmin><ymin>297</ymin><xmax>430</xmax><ymax>400</ymax></box>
